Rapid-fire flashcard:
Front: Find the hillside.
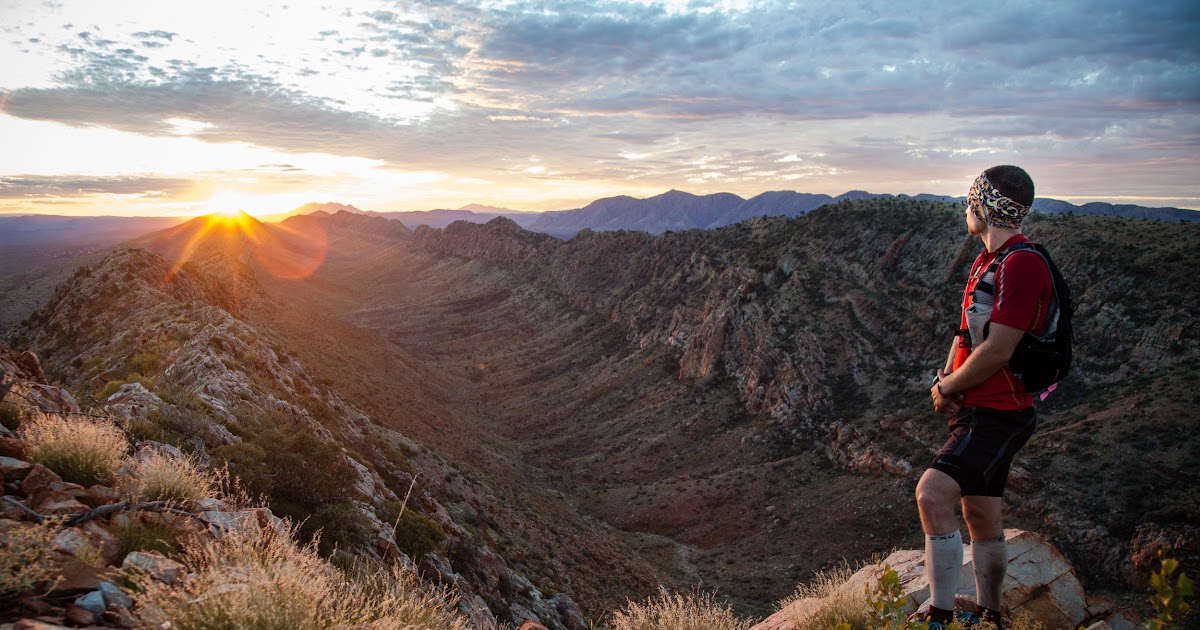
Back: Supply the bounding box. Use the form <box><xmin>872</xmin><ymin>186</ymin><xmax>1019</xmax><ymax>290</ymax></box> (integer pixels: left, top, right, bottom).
<box><xmin>3</xmin><ymin>200</ymin><xmax>1197</xmax><ymax>622</ymax></box>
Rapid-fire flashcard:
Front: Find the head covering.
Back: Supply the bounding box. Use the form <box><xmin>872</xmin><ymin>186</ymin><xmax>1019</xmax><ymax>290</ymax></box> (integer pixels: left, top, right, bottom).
<box><xmin>968</xmin><ymin>172</ymin><xmax>1030</xmax><ymax>229</ymax></box>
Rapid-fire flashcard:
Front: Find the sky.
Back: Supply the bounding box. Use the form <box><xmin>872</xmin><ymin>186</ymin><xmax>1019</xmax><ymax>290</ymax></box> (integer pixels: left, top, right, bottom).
<box><xmin>1</xmin><ymin>0</ymin><xmax>1198</xmax><ymax>217</ymax></box>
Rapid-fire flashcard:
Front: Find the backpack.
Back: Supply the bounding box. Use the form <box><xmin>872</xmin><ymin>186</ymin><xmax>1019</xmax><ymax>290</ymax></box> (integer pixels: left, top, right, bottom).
<box><xmin>963</xmin><ymin>241</ymin><xmax>1074</xmax><ymax>394</ymax></box>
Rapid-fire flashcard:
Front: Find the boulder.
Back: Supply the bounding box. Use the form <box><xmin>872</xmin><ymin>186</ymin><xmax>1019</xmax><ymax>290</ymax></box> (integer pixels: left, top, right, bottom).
<box><xmin>82</xmin><ymin>484</ymin><xmax>121</xmax><ymax>508</ymax></box>
<box><xmin>102</xmin><ymin>382</ymin><xmax>167</xmax><ymax>421</ymax></box>
<box><xmin>65</xmin><ymin>603</ymin><xmax>100</xmax><ymax>626</ymax></box>
<box><xmin>32</xmin><ymin>491</ymin><xmax>89</xmax><ymax>516</ymax></box>
<box><xmin>19</xmin><ymin>464</ymin><xmax>62</xmax><ymax>497</ymax></box>
<box><xmin>0</xmin><ymin>455</ymin><xmax>32</xmax><ymax>482</ymax></box>
<box><xmin>199</xmin><ymin>509</ymin><xmax>258</xmax><ymax>538</ymax></box>
<box><xmin>72</xmin><ymin>590</ymin><xmax>106</xmax><ymax>615</ymax></box>
<box><xmin>751</xmin><ymin>529</ymin><xmax>1129</xmax><ymax>630</ymax></box>
<box><xmin>98</xmin><ymin>581</ymin><xmax>135</xmax><ymax>609</ymax></box>
<box><xmin>122</xmin><ymin>551</ymin><xmax>186</xmax><ymax>585</ymax></box>
<box><xmin>1004</xmin><ymin>529</ymin><xmax>1087</xmax><ymax>627</ymax></box>
<box><xmin>0</xmin><ymin>437</ymin><xmax>26</xmax><ymax>459</ymax></box>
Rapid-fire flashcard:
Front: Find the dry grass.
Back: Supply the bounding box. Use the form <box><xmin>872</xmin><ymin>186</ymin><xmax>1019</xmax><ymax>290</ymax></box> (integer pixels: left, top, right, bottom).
<box><xmin>610</xmin><ymin>588</ymin><xmax>752</xmax><ymax>630</ymax></box>
<box><xmin>132</xmin><ymin>520</ymin><xmax>470</xmax><ymax>630</ymax></box>
<box><xmin>129</xmin><ymin>450</ymin><xmax>217</xmax><ymax>507</ymax></box>
<box><xmin>779</xmin><ymin>563</ymin><xmax>874</xmax><ymax>630</ymax></box>
<box><xmin>19</xmin><ymin>410</ymin><xmax>127</xmax><ymax>486</ymax></box>
<box><xmin>0</xmin><ymin>518</ymin><xmax>62</xmax><ymax>603</ymax></box>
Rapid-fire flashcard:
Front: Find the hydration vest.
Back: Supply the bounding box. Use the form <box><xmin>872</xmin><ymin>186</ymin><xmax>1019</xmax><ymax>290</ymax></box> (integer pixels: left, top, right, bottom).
<box><xmin>957</xmin><ymin>241</ymin><xmax>1074</xmax><ymax>394</ymax></box>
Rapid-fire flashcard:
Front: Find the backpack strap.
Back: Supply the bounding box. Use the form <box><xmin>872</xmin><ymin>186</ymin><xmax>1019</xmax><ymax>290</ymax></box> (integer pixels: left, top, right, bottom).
<box><xmin>991</xmin><ymin>241</ymin><xmax>1061</xmax><ymax>339</ymax></box>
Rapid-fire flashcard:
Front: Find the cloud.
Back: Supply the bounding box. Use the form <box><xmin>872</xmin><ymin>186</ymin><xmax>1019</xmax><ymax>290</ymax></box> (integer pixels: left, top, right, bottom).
<box><xmin>0</xmin><ymin>175</ymin><xmax>194</xmax><ymax>198</ymax></box>
<box><xmin>0</xmin><ymin>0</ymin><xmax>1196</xmax><ymax>209</ymax></box>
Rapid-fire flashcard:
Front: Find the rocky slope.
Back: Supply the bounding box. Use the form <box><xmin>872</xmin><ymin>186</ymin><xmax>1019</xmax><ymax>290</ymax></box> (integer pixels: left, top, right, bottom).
<box><xmin>3</xmin><ymin>244</ymin><xmax>589</xmax><ymax>629</ymax></box>
<box><xmin>403</xmin><ymin>201</ymin><xmax>1200</xmax><ymax>597</ymax></box>
<box><xmin>3</xmin><ymin>201</ymin><xmax>1197</xmax><ymax>622</ymax></box>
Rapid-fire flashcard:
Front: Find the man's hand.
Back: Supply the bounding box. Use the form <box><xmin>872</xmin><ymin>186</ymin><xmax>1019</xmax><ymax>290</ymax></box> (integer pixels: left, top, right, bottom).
<box><xmin>931</xmin><ymin>368</ymin><xmax>964</xmax><ymax>416</ymax></box>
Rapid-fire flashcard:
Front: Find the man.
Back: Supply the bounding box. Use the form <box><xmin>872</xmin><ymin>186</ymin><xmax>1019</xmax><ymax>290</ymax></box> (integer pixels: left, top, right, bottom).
<box><xmin>917</xmin><ymin>165</ymin><xmax>1051</xmax><ymax>628</ymax></box>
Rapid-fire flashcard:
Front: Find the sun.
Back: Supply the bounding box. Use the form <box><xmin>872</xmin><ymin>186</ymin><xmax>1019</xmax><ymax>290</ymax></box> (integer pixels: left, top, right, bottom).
<box><xmin>201</xmin><ymin>192</ymin><xmax>258</xmax><ymax>218</ymax></box>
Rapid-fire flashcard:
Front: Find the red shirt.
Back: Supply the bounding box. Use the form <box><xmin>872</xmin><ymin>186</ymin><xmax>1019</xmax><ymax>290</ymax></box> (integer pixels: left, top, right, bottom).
<box><xmin>953</xmin><ymin>234</ymin><xmax>1052</xmax><ymax>410</ymax></box>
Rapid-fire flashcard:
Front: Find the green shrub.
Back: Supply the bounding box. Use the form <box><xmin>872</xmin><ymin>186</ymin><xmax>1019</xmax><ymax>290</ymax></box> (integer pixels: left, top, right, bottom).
<box><xmin>308</xmin><ymin>501</ymin><xmax>376</xmax><ymax>556</ymax></box>
<box><xmin>0</xmin><ymin>402</ymin><xmax>21</xmax><ymax>431</ymax></box>
<box><xmin>1146</xmin><ymin>550</ymin><xmax>1193</xmax><ymax>630</ymax></box>
<box><xmin>390</xmin><ymin>508</ymin><xmax>447</xmax><ymax>561</ymax></box>
<box><xmin>210</xmin><ymin>441</ymin><xmax>273</xmax><ymax>500</ymax></box>
<box><xmin>115</xmin><ymin>517</ymin><xmax>180</xmax><ymax>558</ymax></box>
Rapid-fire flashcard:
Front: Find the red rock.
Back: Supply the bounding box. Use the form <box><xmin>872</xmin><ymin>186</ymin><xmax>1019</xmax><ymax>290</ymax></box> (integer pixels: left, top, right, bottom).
<box><xmin>0</xmin><ymin>455</ymin><xmax>33</xmax><ymax>482</ymax></box>
<box><xmin>81</xmin><ymin>485</ymin><xmax>121</xmax><ymax>508</ymax></box>
<box><xmin>65</xmin><ymin>604</ymin><xmax>98</xmax><ymax>626</ymax></box>
<box><xmin>50</xmin><ymin>558</ymin><xmax>118</xmax><ymax>593</ymax></box>
<box><xmin>31</xmin><ymin>491</ymin><xmax>88</xmax><ymax>516</ymax></box>
<box><xmin>518</xmin><ymin>623</ymin><xmax>551</xmax><ymax>630</ymax></box>
<box><xmin>104</xmin><ymin>606</ymin><xmax>138</xmax><ymax>629</ymax></box>
<box><xmin>48</xmin><ymin>481</ymin><xmax>87</xmax><ymax>497</ymax></box>
<box><xmin>0</xmin><ymin>436</ymin><xmax>26</xmax><ymax>458</ymax></box>
<box><xmin>19</xmin><ymin>465</ymin><xmax>62</xmax><ymax>497</ymax></box>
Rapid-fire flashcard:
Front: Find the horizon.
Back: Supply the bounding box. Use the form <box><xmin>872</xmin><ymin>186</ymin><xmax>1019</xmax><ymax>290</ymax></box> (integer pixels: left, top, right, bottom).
<box><xmin>3</xmin><ymin>186</ymin><xmax>1198</xmax><ymax>220</ymax></box>
<box><xmin>2</xmin><ymin>1</ymin><xmax>1198</xmax><ymax>217</ymax></box>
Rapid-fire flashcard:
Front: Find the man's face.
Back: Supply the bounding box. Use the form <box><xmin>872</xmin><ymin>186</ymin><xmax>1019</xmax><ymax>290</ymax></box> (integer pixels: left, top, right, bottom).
<box><xmin>965</xmin><ymin>201</ymin><xmax>988</xmax><ymax>236</ymax></box>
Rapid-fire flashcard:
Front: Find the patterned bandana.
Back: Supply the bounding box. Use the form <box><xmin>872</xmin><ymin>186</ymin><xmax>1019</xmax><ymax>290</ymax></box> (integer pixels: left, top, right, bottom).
<box><xmin>968</xmin><ymin>172</ymin><xmax>1030</xmax><ymax>229</ymax></box>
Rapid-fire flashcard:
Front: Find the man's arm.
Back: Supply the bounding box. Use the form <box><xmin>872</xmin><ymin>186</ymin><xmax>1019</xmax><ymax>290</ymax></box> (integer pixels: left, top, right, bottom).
<box><xmin>942</xmin><ymin>337</ymin><xmax>958</xmax><ymax>375</ymax></box>
<box><xmin>937</xmin><ymin>322</ymin><xmax>1024</xmax><ymax>396</ymax></box>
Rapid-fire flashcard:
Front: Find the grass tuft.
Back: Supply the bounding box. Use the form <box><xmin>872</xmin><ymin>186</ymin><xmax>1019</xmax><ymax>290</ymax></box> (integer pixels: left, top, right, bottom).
<box><xmin>610</xmin><ymin>588</ymin><xmax>752</xmax><ymax>630</ymax></box>
<box><xmin>19</xmin><ymin>410</ymin><xmax>127</xmax><ymax>486</ymax></box>
<box><xmin>0</xmin><ymin>518</ymin><xmax>62</xmax><ymax>603</ymax></box>
<box><xmin>131</xmin><ymin>519</ymin><xmax>470</xmax><ymax>630</ymax></box>
<box><xmin>115</xmin><ymin>517</ymin><xmax>181</xmax><ymax>559</ymax></box>
<box><xmin>130</xmin><ymin>450</ymin><xmax>216</xmax><ymax>507</ymax></box>
<box><xmin>781</xmin><ymin>563</ymin><xmax>873</xmax><ymax>630</ymax></box>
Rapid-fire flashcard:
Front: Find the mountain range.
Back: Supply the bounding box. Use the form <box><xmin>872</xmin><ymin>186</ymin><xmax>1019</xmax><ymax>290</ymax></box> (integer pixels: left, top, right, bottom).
<box><xmin>2</xmin><ymin>199</ymin><xmax>1197</xmax><ymax>626</ymax></box>
<box><xmin>277</xmin><ymin>191</ymin><xmax>1198</xmax><ymax>238</ymax></box>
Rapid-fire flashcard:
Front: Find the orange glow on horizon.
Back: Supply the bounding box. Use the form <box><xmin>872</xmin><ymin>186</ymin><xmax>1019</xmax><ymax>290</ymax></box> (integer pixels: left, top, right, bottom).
<box><xmin>153</xmin><ymin>211</ymin><xmax>327</xmax><ymax>288</ymax></box>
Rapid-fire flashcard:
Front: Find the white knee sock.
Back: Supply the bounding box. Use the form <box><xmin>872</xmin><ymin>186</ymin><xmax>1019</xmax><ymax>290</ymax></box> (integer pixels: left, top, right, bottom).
<box><xmin>925</xmin><ymin>530</ymin><xmax>962</xmax><ymax>610</ymax></box>
<box><xmin>972</xmin><ymin>537</ymin><xmax>1008</xmax><ymax>610</ymax></box>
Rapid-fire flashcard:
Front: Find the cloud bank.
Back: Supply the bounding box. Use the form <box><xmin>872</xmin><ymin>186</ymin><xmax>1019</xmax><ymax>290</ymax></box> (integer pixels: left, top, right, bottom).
<box><xmin>1</xmin><ymin>0</ymin><xmax>1197</xmax><ymax>213</ymax></box>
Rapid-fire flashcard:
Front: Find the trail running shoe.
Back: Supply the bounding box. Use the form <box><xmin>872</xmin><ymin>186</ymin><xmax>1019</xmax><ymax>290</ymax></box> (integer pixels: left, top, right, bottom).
<box><xmin>955</xmin><ymin>611</ymin><xmax>982</xmax><ymax>626</ymax></box>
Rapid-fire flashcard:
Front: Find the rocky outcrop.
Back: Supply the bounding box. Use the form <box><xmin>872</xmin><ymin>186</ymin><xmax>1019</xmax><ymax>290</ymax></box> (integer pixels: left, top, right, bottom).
<box><xmin>754</xmin><ymin>529</ymin><xmax>1136</xmax><ymax>630</ymax></box>
<box><xmin>6</xmin><ymin>242</ymin><xmax>592</xmax><ymax>629</ymax></box>
<box><xmin>408</xmin><ymin>202</ymin><xmax>1200</xmax><ymax>597</ymax></box>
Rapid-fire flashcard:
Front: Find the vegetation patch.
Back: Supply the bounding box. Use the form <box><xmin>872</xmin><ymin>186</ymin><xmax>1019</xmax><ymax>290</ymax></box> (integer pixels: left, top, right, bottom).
<box><xmin>129</xmin><ymin>450</ymin><xmax>217</xmax><ymax>507</ymax></box>
<box><xmin>131</xmin><ymin>522</ymin><xmax>469</xmax><ymax>630</ymax></box>
<box><xmin>20</xmin><ymin>410</ymin><xmax>127</xmax><ymax>486</ymax></box>
<box><xmin>0</xmin><ymin>518</ymin><xmax>61</xmax><ymax>604</ymax></box>
<box><xmin>611</xmin><ymin>588</ymin><xmax>751</xmax><ymax>630</ymax></box>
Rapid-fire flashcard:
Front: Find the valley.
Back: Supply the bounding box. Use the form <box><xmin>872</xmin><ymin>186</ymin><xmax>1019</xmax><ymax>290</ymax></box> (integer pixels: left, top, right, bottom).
<box><xmin>3</xmin><ymin>200</ymin><xmax>1198</xmax><ymax>626</ymax></box>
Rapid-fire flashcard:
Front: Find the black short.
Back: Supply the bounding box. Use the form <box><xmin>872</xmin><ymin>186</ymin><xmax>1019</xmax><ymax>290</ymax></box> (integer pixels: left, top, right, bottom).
<box><xmin>929</xmin><ymin>406</ymin><xmax>1037</xmax><ymax>497</ymax></box>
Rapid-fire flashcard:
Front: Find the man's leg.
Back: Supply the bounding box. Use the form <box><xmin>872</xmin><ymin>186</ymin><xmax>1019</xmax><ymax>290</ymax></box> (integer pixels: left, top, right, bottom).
<box><xmin>963</xmin><ymin>496</ymin><xmax>1006</xmax><ymax>618</ymax></box>
<box><xmin>916</xmin><ymin>468</ymin><xmax>963</xmax><ymax>617</ymax></box>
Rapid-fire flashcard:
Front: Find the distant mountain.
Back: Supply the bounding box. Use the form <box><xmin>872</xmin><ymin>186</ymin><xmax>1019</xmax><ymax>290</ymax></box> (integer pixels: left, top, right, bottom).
<box><xmin>0</xmin><ymin>214</ymin><xmax>188</xmax><ymax>277</ymax></box>
<box><xmin>269</xmin><ymin>192</ymin><xmax>1197</xmax><ymax>239</ymax></box>
<box><xmin>1032</xmin><ymin>198</ymin><xmax>1199</xmax><ymax>222</ymax></box>
<box><xmin>295</xmin><ymin>209</ymin><xmax>412</xmax><ymax>239</ymax></box>
<box><xmin>374</xmin><ymin>207</ymin><xmax>537</xmax><ymax>230</ymax></box>
<box><xmin>529</xmin><ymin>189</ymin><xmax>745</xmax><ymax>236</ymax></box>
<box><xmin>708</xmin><ymin>191</ymin><xmax>834</xmax><ymax>227</ymax></box>
<box><xmin>258</xmin><ymin>202</ymin><xmax>366</xmax><ymax>223</ymax></box>
<box><xmin>525</xmin><ymin>190</ymin><xmax>1200</xmax><ymax>237</ymax></box>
